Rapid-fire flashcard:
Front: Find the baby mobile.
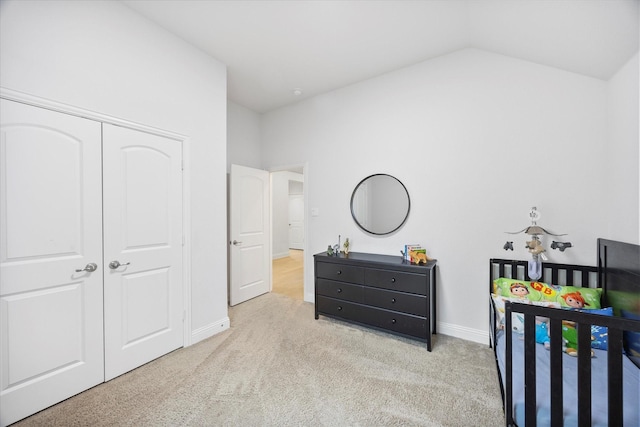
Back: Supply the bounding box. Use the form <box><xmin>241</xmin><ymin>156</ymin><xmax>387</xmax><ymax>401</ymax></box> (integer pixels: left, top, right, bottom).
<box><xmin>503</xmin><ymin>207</ymin><xmax>572</xmax><ymax>280</ymax></box>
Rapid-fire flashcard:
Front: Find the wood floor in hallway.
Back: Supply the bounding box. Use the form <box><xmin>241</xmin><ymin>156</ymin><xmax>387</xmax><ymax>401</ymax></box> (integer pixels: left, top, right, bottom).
<box><xmin>272</xmin><ymin>249</ymin><xmax>303</xmax><ymax>300</ymax></box>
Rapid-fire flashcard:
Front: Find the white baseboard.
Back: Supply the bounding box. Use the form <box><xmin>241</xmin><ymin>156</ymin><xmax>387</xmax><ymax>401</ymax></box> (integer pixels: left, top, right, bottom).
<box><xmin>304</xmin><ymin>291</ymin><xmax>315</xmax><ymax>303</ymax></box>
<box><xmin>190</xmin><ymin>317</ymin><xmax>230</xmax><ymax>345</ymax></box>
<box><xmin>272</xmin><ymin>252</ymin><xmax>289</xmax><ymax>259</ymax></box>
<box><xmin>437</xmin><ymin>321</ymin><xmax>489</xmax><ymax>345</ymax></box>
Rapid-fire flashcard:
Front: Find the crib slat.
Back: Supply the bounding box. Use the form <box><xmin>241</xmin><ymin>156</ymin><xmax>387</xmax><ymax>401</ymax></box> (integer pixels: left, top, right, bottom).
<box><xmin>505</xmin><ymin>303</ymin><xmax>514</xmax><ymax>426</ymax></box>
<box><xmin>524</xmin><ymin>314</ymin><xmax>537</xmax><ymax>427</ymax></box>
<box><xmin>549</xmin><ymin>318</ymin><xmax>563</xmax><ymax>426</ymax></box>
<box><xmin>577</xmin><ymin>325</ymin><xmax>592</xmax><ymax>427</ymax></box>
<box><xmin>607</xmin><ymin>328</ymin><xmax>623</xmax><ymax>426</ymax></box>
<box><xmin>581</xmin><ymin>270</ymin><xmax>589</xmax><ymax>287</ymax></box>
<box><xmin>566</xmin><ymin>268</ymin><xmax>574</xmax><ymax>286</ymax></box>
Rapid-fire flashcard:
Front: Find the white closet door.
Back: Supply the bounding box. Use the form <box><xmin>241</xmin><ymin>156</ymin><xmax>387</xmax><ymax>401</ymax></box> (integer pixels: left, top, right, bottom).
<box><xmin>0</xmin><ymin>100</ymin><xmax>104</xmax><ymax>426</ymax></box>
<box><xmin>102</xmin><ymin>124</ymin><xmax>183</xmax><ymax>381</ymax></box>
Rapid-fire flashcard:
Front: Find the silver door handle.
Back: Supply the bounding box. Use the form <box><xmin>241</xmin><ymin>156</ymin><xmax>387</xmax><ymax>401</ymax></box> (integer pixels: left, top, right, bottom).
<box><xmin>75</xmin><ymin>263</ymin><xmax>98</xmax><ymax>273</ymax></box>
<box><xmin>232</xmin><ymin>240</ymin><xmax>242</xmax><ymax>246</ymax></box>
<box><xmin>109</xmin><ymin>260</ymin><xmax>130</xmax><ymax>269</ymax></box>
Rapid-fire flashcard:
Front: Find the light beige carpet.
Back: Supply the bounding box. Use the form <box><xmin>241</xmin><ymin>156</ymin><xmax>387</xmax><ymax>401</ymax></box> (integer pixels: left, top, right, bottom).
<box><xmin>14</xmin><ymin>293</ymin><xmax>504</xmax><ymax>426</ymax></box>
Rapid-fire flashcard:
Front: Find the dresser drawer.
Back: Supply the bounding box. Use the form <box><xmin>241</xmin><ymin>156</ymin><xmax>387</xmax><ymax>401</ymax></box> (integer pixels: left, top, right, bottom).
<box><xmin>316</xmin><ymin>261</ymin><xmax>364</xmax><ymax>284</ymax></box>
<box><xmin>316</xmin><ymin>296</ymin><xmax>364</xmax><ymax>322</ymax></box>
<box><xmin>364</xmin><ymin>268</ymin><xmax>426</xmax><ymax>295</ymax></box>
<box><xmin>363</xmin><ymin>287</ymin><xmax>426</xmax><ymax>317</ymax></box>
<box><xmin>359</xmin><ymin>305</ymin><xmax>428</xmax><ymax>339</ymax></box>
<box><xmin>316</xmin><ymin>279</ymin><xmax>363</xmax><ymax>303</ymax></box>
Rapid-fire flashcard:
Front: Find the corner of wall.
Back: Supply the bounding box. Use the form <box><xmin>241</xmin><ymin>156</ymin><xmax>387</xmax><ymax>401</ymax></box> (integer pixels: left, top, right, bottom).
<box><xmin>190</xmin><ymin>317</ymin><xmax>230</xmax><ymax>346</ymax></box>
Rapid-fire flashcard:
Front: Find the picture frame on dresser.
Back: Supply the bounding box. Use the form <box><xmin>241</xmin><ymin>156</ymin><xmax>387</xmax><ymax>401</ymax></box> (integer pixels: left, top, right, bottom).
<box><xmin>314</xmin><ymin>251</ymin><xmax>437</xmax><ymax>351</ymax></box>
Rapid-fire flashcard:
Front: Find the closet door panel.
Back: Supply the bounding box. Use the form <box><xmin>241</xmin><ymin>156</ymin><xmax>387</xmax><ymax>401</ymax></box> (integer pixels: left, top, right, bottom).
<box><xmin>102</xmin><ymin>124</ymin><xmax>183</xmax><ymax>381</ymax></box>
<box><xmin>0</xmin><ymin>99</ymin><xmax>104</xmax><ymax>427</ymax></box>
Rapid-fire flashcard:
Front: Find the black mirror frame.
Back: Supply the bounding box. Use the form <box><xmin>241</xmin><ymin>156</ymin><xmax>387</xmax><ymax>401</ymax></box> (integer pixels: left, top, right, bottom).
<box><xmin>350</xmin><ymin>173</ymin><xmax>411</xmax><ymax>235</ymax></box>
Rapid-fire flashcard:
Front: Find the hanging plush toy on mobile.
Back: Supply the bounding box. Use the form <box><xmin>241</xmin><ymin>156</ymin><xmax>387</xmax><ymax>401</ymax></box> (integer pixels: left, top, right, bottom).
<box><xmin>504</xmin><ymin>207</ymin><xmax>571</xmax><ymax>281</ymax></box>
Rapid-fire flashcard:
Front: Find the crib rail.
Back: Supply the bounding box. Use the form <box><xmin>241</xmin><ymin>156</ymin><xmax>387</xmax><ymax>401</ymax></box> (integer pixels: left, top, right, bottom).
<box><xmin>504</xmin><ymin>301</ymin><xmax>640</xmax><ymax>427</ymax></box>
<box><xmin>489</xmin><ymin>259</ymin><xmax>598</xmax><ymax>290</ymax></box>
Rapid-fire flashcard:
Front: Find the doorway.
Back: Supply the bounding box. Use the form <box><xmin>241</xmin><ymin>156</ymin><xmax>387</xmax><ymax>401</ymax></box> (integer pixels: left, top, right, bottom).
<box><xmin>272</xmin><ymin>249</ymin><xmax>304</xmax><ymax>300</ymax></box>
<box><xmin>270</xmin><ymin>168</ymin><xmax>305</xmax><ymax>301</ymax></box>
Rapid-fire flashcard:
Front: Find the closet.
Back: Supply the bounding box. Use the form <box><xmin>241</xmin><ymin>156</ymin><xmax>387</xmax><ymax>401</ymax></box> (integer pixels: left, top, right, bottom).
<box><xmin>0</xmin><ymin>99</ymin><xmax>184</xmax><ymax>426</ymax></box>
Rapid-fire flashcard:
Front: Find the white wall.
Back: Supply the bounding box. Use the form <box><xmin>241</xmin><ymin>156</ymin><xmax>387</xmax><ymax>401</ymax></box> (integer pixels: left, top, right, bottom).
<box><xmin>606</xmin><ymin>53</ymin><xmax>639</xmax><ymax>244</ymax></box>
<box><xmin>0</xmin><ymin>0</ymin><xmax>229</xmax><ymax>343</ymax></box>
<box><xmin>227</xmin><ymin>100</ymin><xmax>262</xmax><ymax>171</ymax></box>
<box><xmin>261</xmin><ymin>48</ymin><xmax>613</xmax><ymax>342</ymax></box>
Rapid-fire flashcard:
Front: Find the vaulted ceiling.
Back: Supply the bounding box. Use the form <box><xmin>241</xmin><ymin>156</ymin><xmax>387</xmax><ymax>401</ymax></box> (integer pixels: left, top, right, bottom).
<box><xmin>122</xmin><ymin>0</ymin><xmax>639</xmax><ymax>113</ymax></box>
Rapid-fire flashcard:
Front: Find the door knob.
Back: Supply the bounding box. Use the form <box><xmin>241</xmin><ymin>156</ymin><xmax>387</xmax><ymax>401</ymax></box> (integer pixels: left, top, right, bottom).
<box><xmin>75</xmin><ymin>263</ymin><xmax>98</xmax><ymax>273</ymax></box>
<box><xmin>232</xmin><ymin>240</ymin><xmax>242</xmax><ymax>246</ymax></box>
<box><xmin>109</xmin><ymin>260</ymin><xmax>130</xmax><ymax>269</ymax></box>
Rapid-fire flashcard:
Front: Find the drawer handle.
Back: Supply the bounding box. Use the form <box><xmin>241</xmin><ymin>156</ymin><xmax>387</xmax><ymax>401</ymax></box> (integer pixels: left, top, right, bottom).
<box><xmin>337</xmin><ymin>270</ymin><xmax>342</xmax><ymax>275</ymax></box>
<box><xmin>391</xmin><ymin>318</ymin><xmax>397</xmax><ymax>324</ymax></box>
<box><xmin>337</xmin><ymin>306</ymin><xmax>343</xmax><ymax>311</ymax></box>
<box><xmin>391</xmin><ymin>278</ymin><xmax>396</xmax><ymax>283</ymax></box>
<box><xmin>391</xmin><ymin>298</ymin><xmax>396</xmax><ymax>303</ymax></box>
<box><xmin>337</xmin><ymin>288</ymin><xmax>342</xmax><ymax>293</ymax></box>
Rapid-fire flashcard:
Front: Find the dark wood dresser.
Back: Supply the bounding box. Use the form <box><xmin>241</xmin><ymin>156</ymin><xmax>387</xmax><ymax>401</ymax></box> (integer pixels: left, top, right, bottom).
<box><xmin>314</xmin><ymin>252</ymin><xmax>437</xmax><ymax>351</ymax></box>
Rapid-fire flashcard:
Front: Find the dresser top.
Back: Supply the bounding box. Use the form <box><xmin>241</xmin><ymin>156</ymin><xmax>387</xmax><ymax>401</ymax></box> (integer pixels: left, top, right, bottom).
<box><xmin>314</xmin><ymin>251</ymin><xmax>436</xmax><ymax>272</ymax></box>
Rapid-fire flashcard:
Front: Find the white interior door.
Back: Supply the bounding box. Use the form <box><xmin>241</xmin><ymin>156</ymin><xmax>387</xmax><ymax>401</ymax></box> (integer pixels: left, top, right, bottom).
<box><xmin>0</xmin><ymin>100</ymin><xmax>104</xmax><ymax>426</ymax></box>
<box><xmin>229</xmin><ymin>164</ymin><xmax>270</xmax><ymax>306</ymax></box>
<box><xmin>102</xmin><ymin>124</ymin><xmax>183</xmax><ymax>381</ymax></box>
<box><xmin>288</xmin><ymin>194</ymin><xmax>304</xmax><ymax>250</ymax></box>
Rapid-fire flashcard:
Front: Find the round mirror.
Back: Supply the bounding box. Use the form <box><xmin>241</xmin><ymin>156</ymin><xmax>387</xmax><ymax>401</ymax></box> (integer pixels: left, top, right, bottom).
<box><xmin>350</xmin><ymin>174</ymin><xmax>410</xmax><ymax>235</ymax></box>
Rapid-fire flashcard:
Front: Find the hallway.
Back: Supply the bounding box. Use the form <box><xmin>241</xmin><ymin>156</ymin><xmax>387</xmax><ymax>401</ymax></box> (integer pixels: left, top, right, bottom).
<box><xmin>272</xmin><ymin>250</ymin><xmax>303</xmax><ymax>300</ymax></box>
